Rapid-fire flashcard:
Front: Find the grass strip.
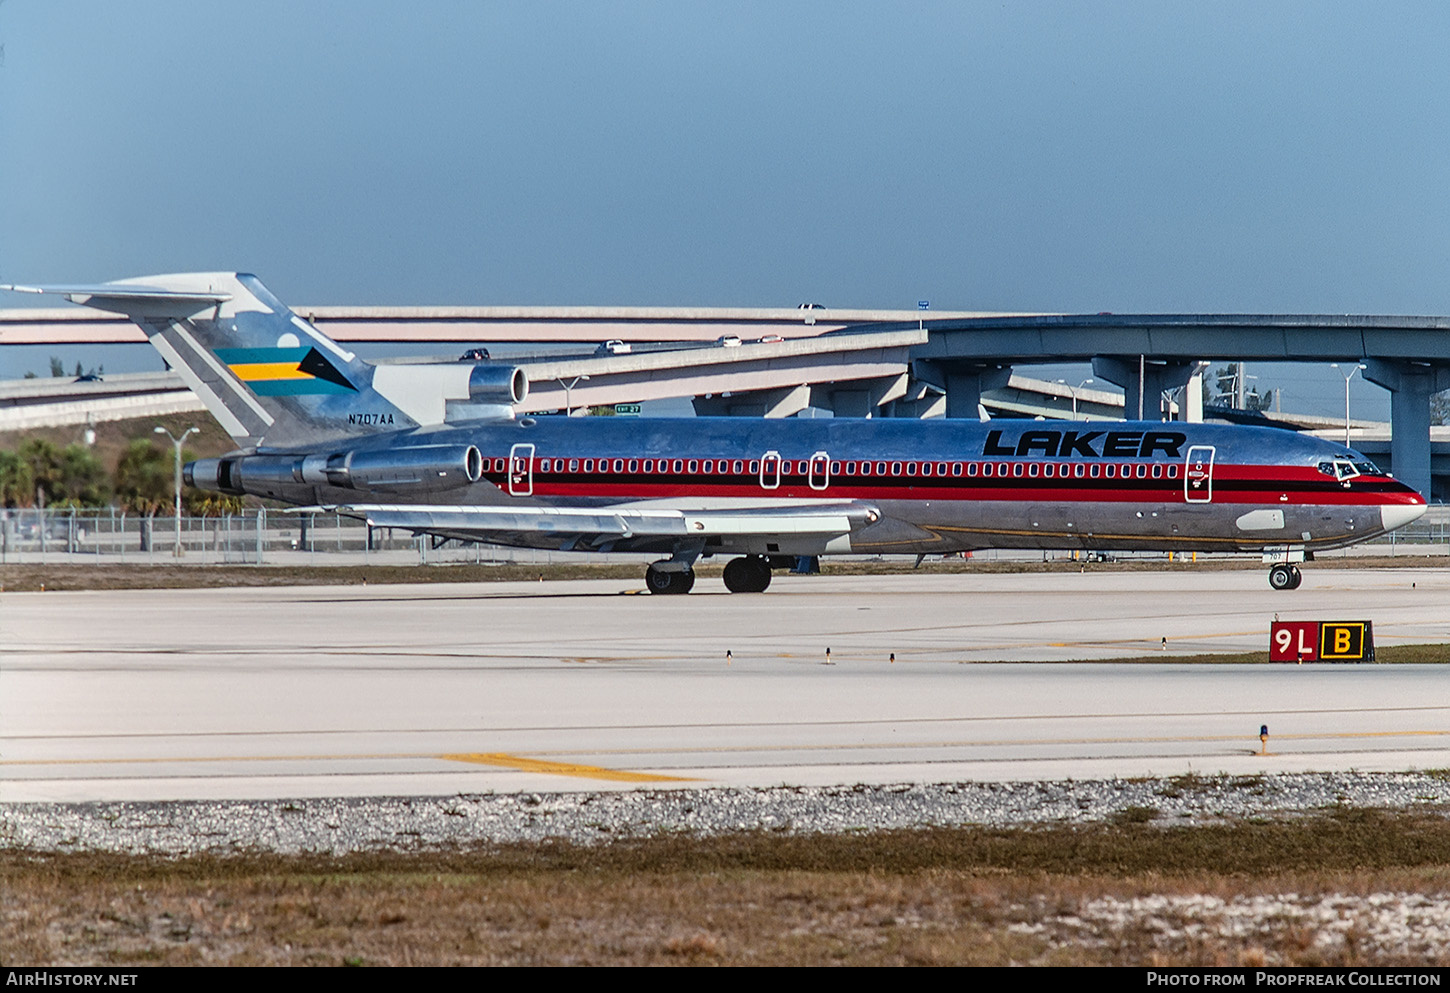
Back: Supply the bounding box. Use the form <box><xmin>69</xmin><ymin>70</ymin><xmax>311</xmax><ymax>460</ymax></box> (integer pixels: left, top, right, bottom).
<box><xmin>9</xmin><ymin>809</ymin><xmax>1450</xmax><ymax>966</ymax></box>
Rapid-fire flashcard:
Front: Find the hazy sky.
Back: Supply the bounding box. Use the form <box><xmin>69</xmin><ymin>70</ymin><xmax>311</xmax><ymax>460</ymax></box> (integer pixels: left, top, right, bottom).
<box><xmin>3</xmin><ymin>1</ymin><xmax>1446</xmax><ymax>414</ymax></box>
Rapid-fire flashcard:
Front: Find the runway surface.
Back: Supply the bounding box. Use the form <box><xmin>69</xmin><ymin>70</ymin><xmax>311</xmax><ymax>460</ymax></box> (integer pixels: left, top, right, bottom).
<box><xmin>3</xmin><ymin>567</ymin><xmax>1449</xmax><ymax>801</ymax></box>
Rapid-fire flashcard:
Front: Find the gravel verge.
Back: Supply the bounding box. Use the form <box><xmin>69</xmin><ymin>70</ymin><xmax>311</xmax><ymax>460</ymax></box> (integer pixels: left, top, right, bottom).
<box><xmin>5</xmin><ymin>772</ymin><xmax>1450</xmax><ymax>856</ymax></box>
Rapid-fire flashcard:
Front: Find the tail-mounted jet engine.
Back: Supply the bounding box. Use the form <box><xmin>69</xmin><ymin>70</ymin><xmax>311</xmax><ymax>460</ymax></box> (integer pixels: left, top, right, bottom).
<box><xmin>187</xmin><ymin>444</ymin><xmax>484</xmax><ymax>496</ymax></box>
<box><xmin>467</xmin><ymin>364</ymin><xmax>529</xmax><ymax>406</ymax></box>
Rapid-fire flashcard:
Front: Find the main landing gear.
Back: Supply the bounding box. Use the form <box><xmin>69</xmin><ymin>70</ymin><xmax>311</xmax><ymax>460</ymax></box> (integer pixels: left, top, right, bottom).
<box><xmin>645</xmin><ymin>563</ymin><xmax>696</xmax><ymax>595</ymax></box>
<box><xmin>1268</xmin><ymin>563</ymin><xmax>1303</xmax><ymax>591</ymax></box>
<box><xmin>643</xmin><ymin>555</ymin><xmax>774</xmax><ymax>594</ymax></box>
<box><xmin>722</xmin><ymin>555</ymin><xmax>772</xmax><ymax>593</ymax></box>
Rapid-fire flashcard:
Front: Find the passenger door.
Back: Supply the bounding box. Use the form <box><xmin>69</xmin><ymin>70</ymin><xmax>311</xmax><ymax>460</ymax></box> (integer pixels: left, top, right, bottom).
<box><xmin>1184</xmin><ymin>445</ymin><xmax>1214</xmax><ymax>503</ymax></box>
<box><xmin>508</xmin><ymin>443</ymin><xmax>535</xmax><ymax>497</ymax></box>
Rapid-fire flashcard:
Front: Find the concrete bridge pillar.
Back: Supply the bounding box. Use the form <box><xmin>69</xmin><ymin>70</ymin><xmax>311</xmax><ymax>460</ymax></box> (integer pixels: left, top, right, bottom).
<box><xmin>1363</xmin><ymin>360</ymin><xmax>1450</xmax><ymax>499</ymax></box>
<box><xmin>912</xmin><ymin>361</ymin><xmax>1012</xmax><ymax>419</ymax></box>
<box><xmin>809</xmin><ymin>374</ymin><xmax>908</xmax><ymax>417</ymax></box>
<box><xmin>1091</xmin><ymin>357</ymin><xmax>1198</xmax><ymax>421</ymax></box>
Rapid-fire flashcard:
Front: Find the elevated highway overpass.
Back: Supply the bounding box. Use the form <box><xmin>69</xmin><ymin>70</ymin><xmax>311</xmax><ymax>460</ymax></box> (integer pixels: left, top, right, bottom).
<box><xmin>4</xmin><ymin>304</ymin><xmax>1449</xmax><ymax>499</ymax></box>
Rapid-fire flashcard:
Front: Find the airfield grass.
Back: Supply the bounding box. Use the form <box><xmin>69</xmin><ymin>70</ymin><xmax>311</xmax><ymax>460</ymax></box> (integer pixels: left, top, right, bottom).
<box><xmin>7</xmin><ymin>808</ymin><xmax>1450</xmax><ymax>966</ymax></box>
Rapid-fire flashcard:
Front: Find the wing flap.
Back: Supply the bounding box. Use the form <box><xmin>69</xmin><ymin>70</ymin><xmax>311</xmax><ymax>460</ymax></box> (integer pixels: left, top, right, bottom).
<box><xmin>332</xmin><ymin>502</ymin><xmax>871</xmax><ymax>541</ymax></box>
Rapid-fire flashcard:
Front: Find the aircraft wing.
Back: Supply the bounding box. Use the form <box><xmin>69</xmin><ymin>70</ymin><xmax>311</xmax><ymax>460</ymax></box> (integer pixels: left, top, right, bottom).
<box><xmin>328</xmin><ymin>501</ymin><xmax>879</xmax><ymax>550</ymax></box>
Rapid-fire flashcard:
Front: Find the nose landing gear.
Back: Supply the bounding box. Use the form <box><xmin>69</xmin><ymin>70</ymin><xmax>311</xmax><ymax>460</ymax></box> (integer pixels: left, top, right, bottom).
<box><xmin>1268</xmin><ymin>563</ymin><xmax>1303</xmax><ymax>590</ymax></box>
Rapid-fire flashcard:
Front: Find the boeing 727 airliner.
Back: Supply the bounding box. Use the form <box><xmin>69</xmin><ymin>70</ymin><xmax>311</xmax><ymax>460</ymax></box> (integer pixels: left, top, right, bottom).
<box><xmin>4</xmin><ymin>273</ymin><xmax>1427</xmax><ymax>593</ymax></box>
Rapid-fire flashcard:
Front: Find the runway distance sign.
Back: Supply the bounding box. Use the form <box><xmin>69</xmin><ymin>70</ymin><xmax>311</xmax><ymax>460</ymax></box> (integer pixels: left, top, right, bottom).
<box><xmin>1269</xmin><ymin>620</ymin><xmax>1375</xmax><ymax>662</ymax></box>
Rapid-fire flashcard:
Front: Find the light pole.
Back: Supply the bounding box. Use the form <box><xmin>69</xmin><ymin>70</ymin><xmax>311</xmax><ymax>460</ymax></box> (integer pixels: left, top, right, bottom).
<box><xmin>155</xmin><ymin>425</ymin><xmax>198</xmax><ymax>556</ymax></box>
<box><xmin>1057</xmin><ymin>378</ymin><xmax>1093</xmax><ymax>419</ymax></box>
<box><xmin>1330</xmin><ymin>363</ymin><xmax>1365</xmax><ymax>447</ymax></box>
<box><xmin>556</xmin><ymin>375</ymin><xmax>590</xmax><ymax>416</ymax></box>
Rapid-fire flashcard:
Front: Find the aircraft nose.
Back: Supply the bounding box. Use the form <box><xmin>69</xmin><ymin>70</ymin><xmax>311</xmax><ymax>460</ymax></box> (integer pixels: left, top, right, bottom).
<box><xmin>1381</xmin><ymin>502</ymin><xmax>1427</xmax><ymax>532</ymax></box>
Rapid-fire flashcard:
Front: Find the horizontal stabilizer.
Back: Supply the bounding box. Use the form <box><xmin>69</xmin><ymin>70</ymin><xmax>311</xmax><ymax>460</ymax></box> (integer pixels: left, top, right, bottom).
<box><xmin>1</xmin><ymin>281</ymin><xmax>232</xmax><ymax>315</ymax></box>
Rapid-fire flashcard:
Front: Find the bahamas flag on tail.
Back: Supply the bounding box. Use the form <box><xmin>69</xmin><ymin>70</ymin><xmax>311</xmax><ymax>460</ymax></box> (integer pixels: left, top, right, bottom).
<box><xmin>217</xmin><ymin>345</ymin><xmax>359</xmax><ymax>396</ymax></box>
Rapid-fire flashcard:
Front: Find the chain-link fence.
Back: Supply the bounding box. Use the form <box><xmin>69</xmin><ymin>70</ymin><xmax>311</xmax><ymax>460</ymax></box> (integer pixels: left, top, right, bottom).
<box><xmin>0</xmin><ymin>507</ymin><xmax>652</xmax><ymax>567</ymax></box>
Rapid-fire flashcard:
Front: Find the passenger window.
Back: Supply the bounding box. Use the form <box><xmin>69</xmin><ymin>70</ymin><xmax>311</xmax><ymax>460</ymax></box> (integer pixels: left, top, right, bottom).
<box><xmin>1089</xmin><ymin>464</ymin><xmax>1100</xmax><ymax>478</ymax></box>
<box><xmin>1013</xmin><ymin>463</ymin><xmax>1024</xmax><ymax>477</ymax></box>
<box><xmin>1028</xmin><ymin>463</ymin><xmax>1039</xmax><ymax>478</ymax></box>
<box><xmin>952</xmin><ymin>463</ymin><xmax>962</xmax><ymax>476</ymax></box>
<box><xmin>1152</xmin><ymin>464</ymin><xmax>1163</xmax><ymax>478</ymax></box>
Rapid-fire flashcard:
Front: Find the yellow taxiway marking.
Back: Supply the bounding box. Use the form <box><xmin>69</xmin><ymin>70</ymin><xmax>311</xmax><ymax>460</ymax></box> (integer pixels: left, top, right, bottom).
<box><xmin>439</xmin><ymin>752</ymin><xmax>693</xmax><ymax>782</ymax></box>
<box><xmin>2</xmin><ymin>751</ymin><xmax>694</xmax><ymax>782</ymax></box>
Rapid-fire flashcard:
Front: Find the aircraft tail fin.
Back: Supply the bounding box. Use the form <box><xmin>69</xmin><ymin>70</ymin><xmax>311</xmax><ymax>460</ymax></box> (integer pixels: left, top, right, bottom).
<box><xmin>2</xmin><ymin>273</ymin><xmax>523</xmax><ymax>449</ymax></box>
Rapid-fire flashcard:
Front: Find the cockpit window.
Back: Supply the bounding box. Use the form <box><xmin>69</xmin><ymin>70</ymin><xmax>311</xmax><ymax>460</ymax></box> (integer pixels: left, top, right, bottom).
<box><xmin>1317</xmin><ymin>458</ymin><xmax>1364</xmax><ymax>481</ymax></box>
<box><xmin>1353</xmin><ymin>460</ymin><xmax>1381</xmax><ymax>476</ymax></box>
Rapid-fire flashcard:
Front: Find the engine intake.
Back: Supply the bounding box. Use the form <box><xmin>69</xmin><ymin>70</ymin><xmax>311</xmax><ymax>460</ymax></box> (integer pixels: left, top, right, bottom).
<box><xmin>468</xmin><ymin>365</ymin><xmax>529</xmax><ymax>405</ymax></box>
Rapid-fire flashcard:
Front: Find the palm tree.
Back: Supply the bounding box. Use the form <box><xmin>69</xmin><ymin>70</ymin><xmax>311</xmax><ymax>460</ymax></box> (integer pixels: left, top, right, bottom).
<box><xmin>114</xmin><ymin>439</ymin><xmax>171</xmax><ymax>551</ymax></box>
<box><xmin>0</xmin><ymin>450</ymin><xmax>33</xmax><ymax>556</ymax></box>
<box><xmin>0</xmin><ymin>451</ymin><xmax>34</xmax><ymax>508</ymax></box>
<box><xmin>17</xmin><ymin>438</ymin><xmax>61</xmax><ymax>506</ymax></box>
<box><xmin>52</xmin><ymin>444</ymin><xmax>110</xmax><ymax>508</ymax></box>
